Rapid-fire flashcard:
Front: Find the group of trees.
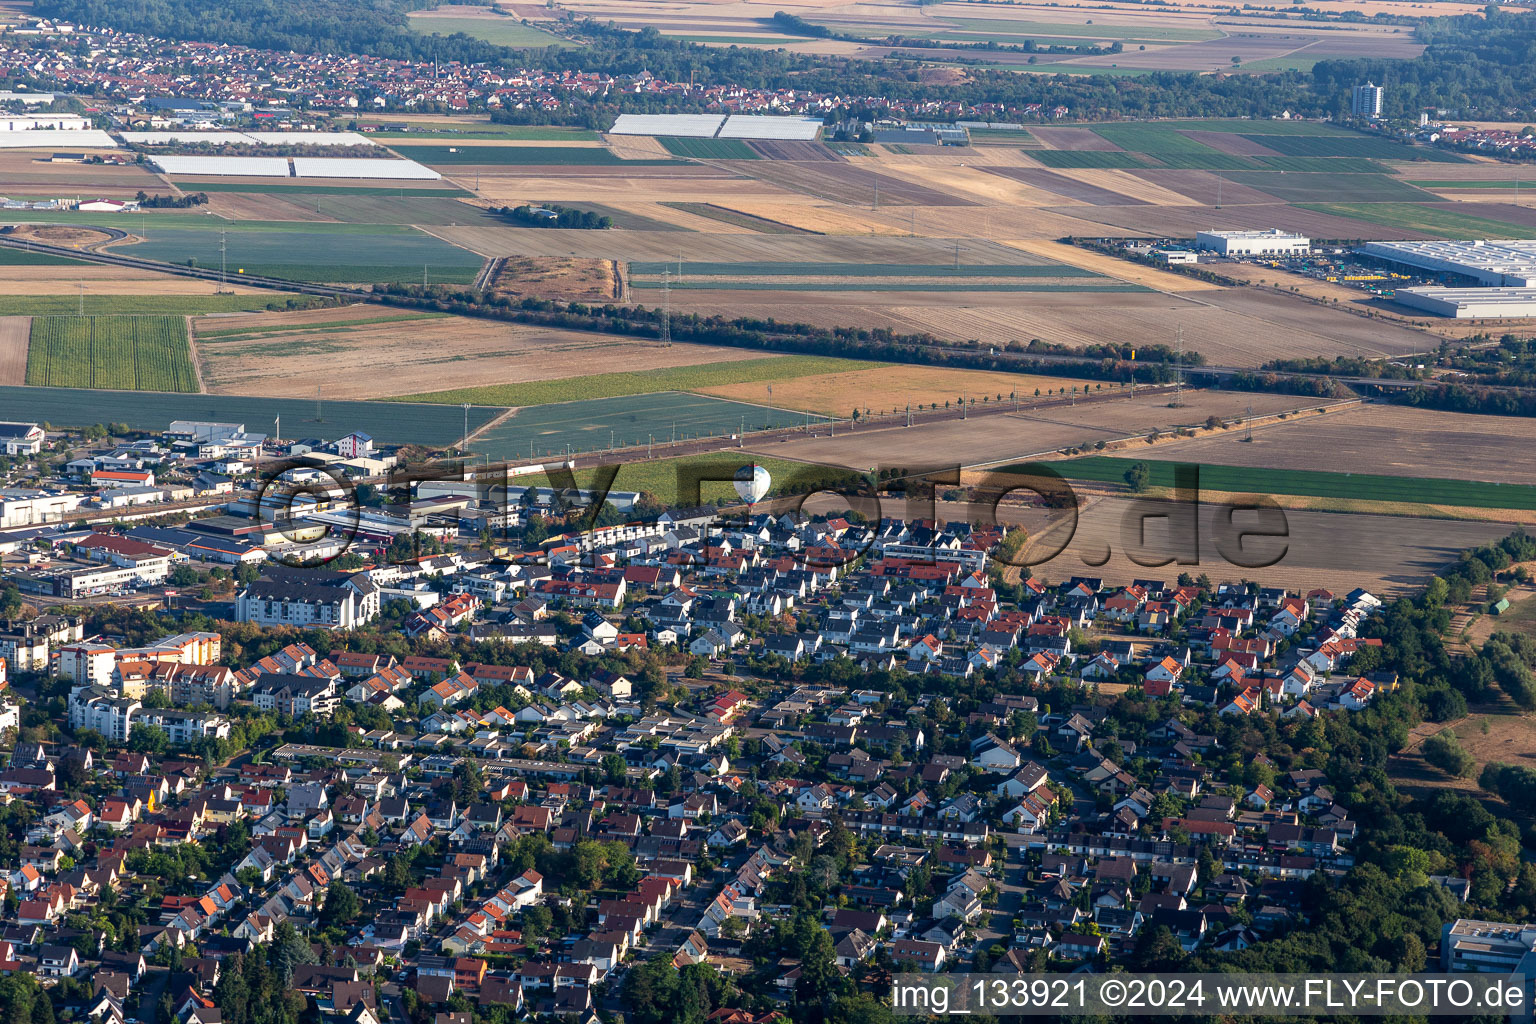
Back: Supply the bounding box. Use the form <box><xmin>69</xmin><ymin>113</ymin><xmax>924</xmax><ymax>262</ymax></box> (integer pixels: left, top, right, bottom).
<box><xmin>492</xmin><ymin>204</ymin><xmax>611</xmax><ymax>230</ymax></box>
<box><xmin>134</xmin><ymin>190</ymin><xmax>209</xmax><ymax>208</ymax></box>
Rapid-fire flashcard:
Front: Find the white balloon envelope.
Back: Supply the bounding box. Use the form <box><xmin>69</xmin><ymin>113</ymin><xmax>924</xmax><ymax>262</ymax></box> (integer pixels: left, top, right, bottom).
<box><xmin>734</xmin><ymin>464</ymin><xmax>771</xmax><ymax>505</ymax></box>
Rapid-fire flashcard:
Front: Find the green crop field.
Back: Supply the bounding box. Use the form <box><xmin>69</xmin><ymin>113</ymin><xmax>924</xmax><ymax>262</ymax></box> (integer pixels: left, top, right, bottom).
<box><xmin>399</xmin><ymin>145</ymin><xmax>679</xmax><ymax>166</ymax></box>
<box><xmin>0</xmin><ymin>247</ymin><xmax>91</xmax><ymax>266</ymax></box>
<box><xmin>1047</xmin><ymin>456</ymin><xmax>1536</xmax><ymax>511</ymax></box>
<box><xmin>519</xmin><ymin>454</ymin><xmax>862</xmax><ymax>508</ymax></box>
<box><xmin>1240</xmin><ymin>134</ymin><xmax>1463</xmax><ymax>161</ymax></box>
<box><xmin>628</xmin><ymin>261</ymin><xmax>1088</xmax><ymax>277</ymax></box>
<box><xmin>0</xmin><ymin>385</ymin><xmax>502</xmax><ymax>443</ymax></box>
<box><xmin>1130</xmin><ymin>119</ymin><xmax>1361</xmax><ymax>136</ymax></box>
<box><xmin>194</xmin><ymin>312</ymin><xmax>447</xmax><ymax>340</ymax></box>
<box><xmin>409</xmin><ymin>14</ymin><xmax>567</xmax><ymax>47</ymax></box>
<box><xmin>304</xmin><ymin>195</ymin><xmax>502</xmax><ymax>226</ymax></box>
<box><xmin>940</xmin><ymin>17</ymin><xmax>1219</xmax><ymax>41</ymax></box>
<box><xmin>26</xmin><ymin>316</ymin><xmax>198</xmax><ymax>392</ymax></box>
<box><xmin>175</xmin><ymin>181</ymin><xmax>472</xmax><ymax>197</ymax></box>
<box><xmin>1408</xmin><ymin>180</ymin><xmax>1532</xmax><ymax>191</ymax></box>
<box><xmin>398</xmin><ymin>355</ymin><xmax>880</xmax><ymax>407</ymax></box>
<box><xmin>1030</xmin><ymin>150</ymin><xmax>1148</xmax><ymax>169</ymax></box>
<box><xmin>1295</xmin><ymin>202</ymin><xmax>1533</xmax><ymax>239</ymax></box>
<box><xmin>0</xmin><ymin>295</ymin><xmax>311</xmax><ymax>316</ymax></box>
<box><xmin>1141</xmin><ymin>152</ymin><xmax>1260</xmax><ymax>170</ymax></box>
<box><xmin>631</xmin><ymin>280</ymin><xmax>1148</xmax><ymax>292</ymax></box>
<box><xmin>469</xmin><ymin>392</ymin><xmax>828</xmax><ymax>462</ymax></box>
<box><xmin>1091</xmin><ymin>124</ymin><xmax>1225</xmax><ymax>154</ymax></box>
<box><xmin>121</xmin><ymin>223</ymin><xmax>484</xmax><ymax>284</ymax></box>
<box><xmin>1254</xmin><ymin>156</ymin><xmax>1391</xmax><ymax>173</ymax></box>
<box><xmin>967</xmin><ymin>129</ymin><xmax>1037</xmax><ymax>146</ymax></box>
<box><xmin>659</xmin><ymin>137</ymin><xmax>761</xmax><ymax>160</ymax></box>
<box><xmin>1216</xmin><ymin>171</ymin><xmax>1431</xmax><ymax>203</ymax></box>
<box><xmin>371</xmin><ymin>125</ymin><xmax>600</xmax><ymax>141</ymax></box>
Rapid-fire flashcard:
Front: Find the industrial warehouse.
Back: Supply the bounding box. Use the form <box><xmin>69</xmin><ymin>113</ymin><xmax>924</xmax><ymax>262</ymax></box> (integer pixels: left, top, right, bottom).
<box><xmin>1356</xmin><ymin>239</ymin><xmax>1536</xmax><ymax>318</ymax></box>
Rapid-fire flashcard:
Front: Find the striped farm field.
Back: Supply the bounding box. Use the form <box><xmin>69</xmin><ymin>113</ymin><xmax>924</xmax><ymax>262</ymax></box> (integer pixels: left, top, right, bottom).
<box><xmin>659</xmin><ymin>137</ymin><xmax>760</xmax><ymax>160</ymax></box>
<box><xmin>26</xmin><ymin>315</ymin><xmax>198</xmax><ymax>392</ymax></box>
<box><xmin>1049</xmin><ymin>456</ymin><xmax>1536</xmax><ymax>511</ymax></box>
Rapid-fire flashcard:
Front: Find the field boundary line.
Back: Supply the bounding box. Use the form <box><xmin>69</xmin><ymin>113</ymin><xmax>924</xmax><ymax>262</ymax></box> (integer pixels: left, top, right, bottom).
<box><xmin>186</xmin><ymin>315</ymin><xmax>207</xmax><ymax>394</ymax></box>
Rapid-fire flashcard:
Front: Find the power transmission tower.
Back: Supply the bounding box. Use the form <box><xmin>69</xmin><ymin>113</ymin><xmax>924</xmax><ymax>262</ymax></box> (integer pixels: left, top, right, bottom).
<box><xmin>1246</xmin><ymin>404</ymin><xmax>1253</xmax><ymax>442</ymax></box>
<box><xmin>1173</xmin><ymin>327</ymin><xmax>1184</xmax><ymax>407</ymax></box>
<box><xmin>77</xmin><ymin>280</ymin><xmax>85</xmax><ymax>317</ymax></box>
<box><xmin>462</xmin><ymin>403</ymin><xmax>470</xmax><ymax>453</ymax></box>
<box><xmin>660</xmin><ymin>270</ymin><xmax>671</xmax><ymax>345</ymax></box>
<box><xmin>219</xmin><ymin>228</ymin><xmax>228</xmax><ymax>294</ymax></box>
<box><xmin>316</xmin><ymin>385</ymin><xmax>323</xmax><ymax>423</ymax></box>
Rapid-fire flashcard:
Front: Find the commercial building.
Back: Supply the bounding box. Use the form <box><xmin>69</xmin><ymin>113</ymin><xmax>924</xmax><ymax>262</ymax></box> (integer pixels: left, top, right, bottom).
<box><xmin>1352</xmin><ymin>81</ymin><xmax>1383</xmax><ymax>118</ymax></box>
<box><xmin>0</xmin><ymin>488</ymin><xmax>82</xmax><ymax>528</ymax></box>
<box><xmin>0</xmin><ymin>422</ymin><xmax>44</xmax><ymax>456</ymax></box>
<box><xmin>1195</xmin><ymin>229</ymin><xmax>1310</xmax><ymax>256</ymax></box>
<box><xmin>1393</xmin><ymin>286</ymin><xmax>1536</xmax><ymax>319</ymax></box>
<box><xmin>1441</xmin><ymin>919</ymin><xmax>1536</xmax><ymax>974</ymax></box>
<box><xmin>1357</xmin><ymin>239</ymin><xmax>1536</xmax><ymax>287</ymax></box>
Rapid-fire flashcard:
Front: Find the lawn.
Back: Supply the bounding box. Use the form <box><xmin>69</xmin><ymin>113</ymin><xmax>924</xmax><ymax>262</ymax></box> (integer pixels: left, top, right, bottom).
<box><xmin>409</xmin><ymin>14</ymin><xmax>567</xmax><ymax>47</ymax></box>
<box><xmin>1030</xmin><ymin>150</ymin><xmax>1149</xmax><ymax>169</ymax></box>
<box><xmin>396</xmin><ymin>355</ymin><xmax>880</xmax><ymax>407</ymax></box>
<box><xmin>659</xmin><ymin>137</ymin><xmax>761</xmax><ymax>160</ymax></box>
<box><xmin>1048</xmin><ymin>456</ymin><xmax>1536</xmax><ymax>511</ymax></box>
<box><xmin>400</xmin><ymin>145</ymin><xmax>679</xmax><ymax>166</ymax></box>
<box><xmin>1216</xmin><ymin>171</ymin><xmax>1431</xmax><ymax>203</ymax></box>
<box><xmin>0</xmin><ymin>385</ymin><xmax>502</xmax><ymax>443</ymax></box>
<box><xmin>1294</xmin><ymin>202</ymin><xmax>1533</xmax><ymax>239</ymax></box>
<box><xmin>0</xmin><ymin>295</ymin><xmax>310</xmax><ymax>315</ymax></box>
<box><xmin>469</xmin><ymin>392</ymin><xmax>828</xmax><ymax>463</ymax></box>
<box><xmin>26</xmin><ymin>316</ymin><xmax>198</xmax><ymax>392</ymax></box>
<box><xmin>0</xmin><ymin>247</ymin><xmax>92</xmax><ymax>266</ymax></box>
<box><xmin>121</xmin><ymin>224</ymin><xmax>485</xmax><ymax>285</ymax></box>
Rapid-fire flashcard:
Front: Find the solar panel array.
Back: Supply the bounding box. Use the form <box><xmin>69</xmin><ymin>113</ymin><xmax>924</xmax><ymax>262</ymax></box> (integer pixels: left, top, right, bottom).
<box><xmin>151</xmin><ymin>155</ymin><xmax>292</xmax><ymax>176</ymax></box>
<box><xmin>0</xmin><ymin>130</ymin><xmax>119</xmax><ymax>149</ymax></box>
<box><xmin>718</xmin><ymin>116</ymin><xmax>824</xmax><ymax>140</ymax></box>
<box><xmin>290</xmin><ymin>157</ymin><xmax>440</xmax><ymax>180</ymax></box>
<box><xmin>609</xmin><ymin>114</ymin><xmax>726</xmax><ymax>138</ymax></box>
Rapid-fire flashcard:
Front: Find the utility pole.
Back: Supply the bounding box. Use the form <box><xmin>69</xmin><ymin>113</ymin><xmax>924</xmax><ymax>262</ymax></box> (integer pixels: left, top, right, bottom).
<box><xmin>77</xmin><ymin>280</ymin><xmax>85</xmax><ymax>317</ymax></box>
<box><xmin>1246</xmin><ymin>404</ymin><xmax>1253</xmax><ymax>442</ymax></box>
<box><xmin>1215</xmin><ymin>179</ymin><xmax>1223</xmax><ymax>210</ymax></box>
<box><xmin>219</xmin><ymin>228</ymin><xmax>228</xmax><ymax>294</ymax></box>
<box><xmin>906</xmin><ymin>403</ymin><xmax>911</xmax><ymax>427</ymax></box>
<box><xmin>462</xmin><ymin>402</ymin><xmax>470</xmax><ymax>453</ymax></box>
<box><xmin>316</xmin><ymin>385</ymin><xmax>323</xmax><ymax>423</ymax></box>
<box><xmin>953</xmin><ymin>242</ymin><xmax>960</xmax><ymax>270</ymax></box>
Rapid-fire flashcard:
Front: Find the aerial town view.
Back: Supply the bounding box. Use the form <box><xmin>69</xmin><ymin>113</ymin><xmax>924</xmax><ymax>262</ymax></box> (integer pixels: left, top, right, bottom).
<box><xmin>5</xmin><ymin>0</ymin><xmax>1536</xmax><ymax>1021</ymax></box>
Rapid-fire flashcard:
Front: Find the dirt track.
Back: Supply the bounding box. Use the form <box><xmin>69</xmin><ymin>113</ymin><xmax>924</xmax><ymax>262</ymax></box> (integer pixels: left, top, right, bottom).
<box><xmin>0</xmin><ymin>316</ymin><xmax>30</xmax><ymax>385</ymax></box>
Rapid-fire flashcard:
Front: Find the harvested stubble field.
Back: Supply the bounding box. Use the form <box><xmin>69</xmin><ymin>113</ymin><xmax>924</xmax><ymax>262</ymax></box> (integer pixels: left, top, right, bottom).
<box><xmin>746</xmin><ymin>388</ymin><xmax>1305</xmax><ymax>469</ymax></box>
<box><xmin>698</xmin><ymin>365</ymin><xmax>1090</xmax><ymax>417</ymax></box>
<box><xmin>194</xmin><ymin>313</ymin><xmax>783</xmax><ymax>400</ymax></box>
<box><xmin>489</xmin><ymin>256</ymin><xmax>621</xmax><ymax>302</ymax></box>
<box><xmin>981</xmin><ymin>167</ymin><xmax>1149</xmax><ymax>206</ymax></box>
<box><xmin>1215</xmin><ymin>171</ymin><xmax>1431</xmax><ymax>203</ymax></box>
<box><xmin>1004</xmin><ymin>495</ymin><xmax>1505</xmax><ymax>597</ymax></box>
<box><xmin>1137</xmin><ymin>404</ymin><xmax>1536</xmax><ymax>488</ymax></box>
<box><xmin>0</xmin><ymin>266</ymin><xmax>271</xmax><ymax>296</ymax></box>
<box><xmin>398</xmin><ymin>355</ymin><xmax>872</xmax><ymax>407</ymax></box>
<box><xmin>738</xmin><ymin>161</ymin><xmax>979</xmax><ymax>206</ymax></box>
<box><xmin>0</xmin><ymin>316</ymin><xmax>29</xmax><ymax>385</ymax></box>
<box><xmin>657</xmin><ymin>203</ymin><xmax>815</xmax><ymax>234</ymax></box>
<box><xmin>1052</xmin><ymin>201</ymin><xmax>1422</xmax><ymax>240</ymax></box>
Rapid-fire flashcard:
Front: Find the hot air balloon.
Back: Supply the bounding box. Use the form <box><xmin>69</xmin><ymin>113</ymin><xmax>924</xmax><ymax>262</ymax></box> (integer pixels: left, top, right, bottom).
<box><xmin>734</xmin><ymin>464</ymin><xmax>770</xmax><ymax>506</ymax></box>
